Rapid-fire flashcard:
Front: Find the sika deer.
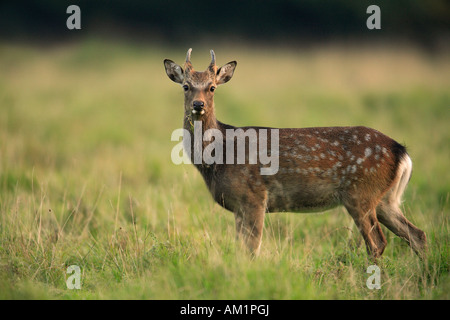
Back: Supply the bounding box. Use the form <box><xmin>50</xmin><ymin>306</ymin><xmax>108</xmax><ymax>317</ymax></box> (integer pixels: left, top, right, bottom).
<box><xmin>164</xmin><ymin>49</ymin><xmax>426</xmax><ymax>259</ymax></box>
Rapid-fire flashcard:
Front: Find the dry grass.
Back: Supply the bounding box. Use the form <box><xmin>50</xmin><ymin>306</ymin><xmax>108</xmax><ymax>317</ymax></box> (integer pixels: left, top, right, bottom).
<box><xmin>0</xmin><ymin>39</ymin><xmax>448</xmax><ymax>299</ymax></box>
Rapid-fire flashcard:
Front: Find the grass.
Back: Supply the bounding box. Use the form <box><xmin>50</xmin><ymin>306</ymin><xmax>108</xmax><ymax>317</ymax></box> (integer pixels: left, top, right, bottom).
<box><xmin>0</xmin><ymin>39</ymin><xmax>449</xmax><ymax>300</ymax></box>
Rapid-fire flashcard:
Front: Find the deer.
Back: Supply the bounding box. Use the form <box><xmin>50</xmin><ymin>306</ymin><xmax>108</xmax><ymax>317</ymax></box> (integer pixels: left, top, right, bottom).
<box><xmin>163</xmin><ymin>48</ymin><xmax>427</xmax><ymax>259</ymax></box>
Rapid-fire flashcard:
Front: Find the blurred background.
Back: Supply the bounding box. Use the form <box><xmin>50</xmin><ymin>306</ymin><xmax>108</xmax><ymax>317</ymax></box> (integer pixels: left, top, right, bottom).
<box><xmin>0</xmin><ymin>0</ymin><xmax>449</xmax><ymax>299</ymax></box>
<box><xmin>1</xmin><ymin>0</ymin><xmax>448</xmax><ymax>188</ymax></box>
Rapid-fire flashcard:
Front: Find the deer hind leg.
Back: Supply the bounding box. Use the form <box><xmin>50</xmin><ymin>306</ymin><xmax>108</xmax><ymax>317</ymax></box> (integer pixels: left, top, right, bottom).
<box><xmin>376</xmin><ymin>201</ymin><xmax>427</xmax><ymax>257</ymax></box>
<box><xmin>376</xmin><ymin>154</ymin><xmax>427</xmax><ymax>257</ymax></box>
<box><xmin>344</xmin><ymin>199</ymin><xmax>387</xmax><ymax>259</ymax></box>
<box><xmin>234</xmin><ymin>204</ymin><xmax>265</xmax><ymax>256</ymax></box>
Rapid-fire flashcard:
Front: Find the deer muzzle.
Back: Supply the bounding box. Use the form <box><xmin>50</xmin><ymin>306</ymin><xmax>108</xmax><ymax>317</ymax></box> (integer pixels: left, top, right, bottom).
<box><xmin>192</xmin><ymin>100</ymin><xmax>205</xmax><ymax>115</ymax></box>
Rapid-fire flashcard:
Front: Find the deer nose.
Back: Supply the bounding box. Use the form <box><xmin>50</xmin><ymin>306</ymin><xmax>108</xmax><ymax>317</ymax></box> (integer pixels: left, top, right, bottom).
<box><xmin>193</xmin><ymin>101</ymin><xmax>205</xmax><ymax>111</ymax></box>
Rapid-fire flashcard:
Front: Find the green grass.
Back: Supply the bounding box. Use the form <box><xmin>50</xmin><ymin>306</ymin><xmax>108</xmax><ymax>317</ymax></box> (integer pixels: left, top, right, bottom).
<box><xmin>0</xmin><ymin>39</ymin><xmax>449</xmax><ymax>300</ymax></box>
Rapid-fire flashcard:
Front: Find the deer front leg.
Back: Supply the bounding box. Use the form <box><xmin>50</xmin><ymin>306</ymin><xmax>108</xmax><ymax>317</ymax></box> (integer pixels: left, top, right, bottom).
<box><xmin>234</xmin><ymin>205</ymin><xmax>265</xmax><ymax>256</ymax></box>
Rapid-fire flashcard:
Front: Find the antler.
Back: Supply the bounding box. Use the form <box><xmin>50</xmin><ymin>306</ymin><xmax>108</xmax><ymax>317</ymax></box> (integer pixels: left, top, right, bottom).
<box><xmin>208</xmin><ymin>49</ymin><xmax>217</xmax><ymax>72</ymax></box>
<box><xmin>184</xmin><ymin>48</ymin><xmax>216</xmax><ymax>73</ymax></box>
<box><xmin>210</xmin><ymin>50</ymin><xmax>215</xmax><ymax>65</ymax></box>
<box><xmin>184</xmin><ymin>48</ymin><xmax>193</xmax><ymax>71</ymax></box>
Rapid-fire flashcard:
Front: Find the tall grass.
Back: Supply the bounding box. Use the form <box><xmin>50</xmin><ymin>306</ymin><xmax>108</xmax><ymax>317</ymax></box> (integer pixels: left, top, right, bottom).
<box><xmin>0</xmin><ymin>40</ymin><xmax>448</xmax><ymax>299</ymax></box>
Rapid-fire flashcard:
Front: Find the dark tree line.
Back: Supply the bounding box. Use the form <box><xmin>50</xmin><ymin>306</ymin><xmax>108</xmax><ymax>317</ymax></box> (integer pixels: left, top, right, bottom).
<box><xmin>1</xmin><ymin>0</ymin><xmax>448</xmax><ymax>45</ymax></box>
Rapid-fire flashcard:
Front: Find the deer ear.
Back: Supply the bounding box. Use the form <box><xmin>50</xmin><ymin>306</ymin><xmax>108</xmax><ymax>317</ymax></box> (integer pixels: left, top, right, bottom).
<box><xmin>164</xmin><ymin>59</ymin><xmax>184</xmax><ymax>84</ymax></box>
<box><xmin>216</xmin><ymin>61</ymin><xmax>237</xmax><ymax>85</ymax></box>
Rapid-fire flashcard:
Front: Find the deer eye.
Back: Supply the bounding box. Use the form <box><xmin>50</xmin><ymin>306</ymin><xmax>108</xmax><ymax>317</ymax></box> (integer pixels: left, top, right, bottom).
<box><xmin>183</xmin><ymin>85</ymin><xmax>189</xmax><ymax>92</ymax></box>
<box><xmin>210</xmin><ymin>86</ymin><xmax>216</xmax><ymax>92</ymax></box>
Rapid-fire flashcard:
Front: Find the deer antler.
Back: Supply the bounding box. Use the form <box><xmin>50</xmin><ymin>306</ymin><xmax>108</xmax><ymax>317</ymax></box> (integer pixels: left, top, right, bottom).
<box><xmin>184</xmin><ymin>48</ymin><xmax>193</xmax><ymax>71</ymax></box>
<box><xmin>208</xmin><ymin>49</ymin><xmax>217</xmax><ymax>73</ymax></box>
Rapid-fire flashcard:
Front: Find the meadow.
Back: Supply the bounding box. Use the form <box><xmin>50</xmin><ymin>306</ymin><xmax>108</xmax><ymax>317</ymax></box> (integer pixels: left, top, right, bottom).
<box><xmin>0</xmin><ymin>39</ymin><xmax>448</xmax><ymax>299</ymax></box>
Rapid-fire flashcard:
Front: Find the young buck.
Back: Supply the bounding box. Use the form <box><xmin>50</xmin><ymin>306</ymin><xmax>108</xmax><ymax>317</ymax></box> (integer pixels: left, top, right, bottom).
<box><xmin>164</xmin><ymin>49</ymin><xmax>427</xmax><ymax>259</ymax></box>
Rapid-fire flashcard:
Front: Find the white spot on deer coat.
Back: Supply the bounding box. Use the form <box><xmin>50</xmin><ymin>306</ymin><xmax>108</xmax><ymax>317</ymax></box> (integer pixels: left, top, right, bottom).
<box><xmin>375</xmin><ymin>145</ymin><xmax>381</xmax><ymax>153</ymax></box>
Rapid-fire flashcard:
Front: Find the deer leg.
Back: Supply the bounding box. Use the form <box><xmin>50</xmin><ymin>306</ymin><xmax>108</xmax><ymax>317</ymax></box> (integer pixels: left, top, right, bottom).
<box><xmin>376</xmin><ymin>201</ymin><xmax>427</xmax><ymax>257</ymax></box>
<box><xmin>234</xmin><ymin>205</ymin><xmax>265</xmax><ymax>256</ymax></box>
<box><xmin>344</xmin><ymin>200</ymin><xmax>387</xmax><ymax>259</ymax></box>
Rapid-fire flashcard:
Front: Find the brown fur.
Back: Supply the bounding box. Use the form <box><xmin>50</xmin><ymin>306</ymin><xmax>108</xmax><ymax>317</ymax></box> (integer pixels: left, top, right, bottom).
<box><xmin>164</xmin><ymin>49</ymin><xmax>426</xmax><ymax>259</ymax></box>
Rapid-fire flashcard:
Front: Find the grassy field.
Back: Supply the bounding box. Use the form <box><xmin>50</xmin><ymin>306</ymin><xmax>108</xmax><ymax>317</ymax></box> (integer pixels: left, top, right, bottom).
<box><xmin>0</xmin><ymin>39</ymin><xmax>448</xmax><ymax>300</ymax></box>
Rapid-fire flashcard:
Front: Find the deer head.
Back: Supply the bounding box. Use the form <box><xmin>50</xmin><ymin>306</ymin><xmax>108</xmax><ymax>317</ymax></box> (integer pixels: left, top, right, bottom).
<box><xmin>164</xmin><ymin>48</ymin><xmax>237</xmax><ymax>117</ymax></box>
